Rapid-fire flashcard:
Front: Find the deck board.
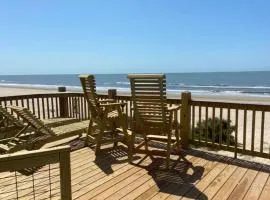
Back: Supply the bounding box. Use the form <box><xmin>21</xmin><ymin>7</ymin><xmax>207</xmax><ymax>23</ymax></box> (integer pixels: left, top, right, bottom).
<box><xmin>1</xmin><ymin>146</ymin><xmax>270</xmax><ymax>200</ymax></box>
<box><xmin>212</xmin><ymin>166</ymin><xmax>248</xmax><ymax>200</ymax></box>
<box><xmin>243</xmin><ymin>171</ymin><xmax>269</xmax><ymax>200</ymax></box>
<box><xmin>201</xmin><ymin>164</ymin><xmax>237</xmax><ymax>199</ymax></box>
<box><xmin>149</xmin><ymin>156</ymin><xmax>202</xmax><ymax>200</ymax></box>
<box><xmin>259</xmin><ymin>175</ymin><xmax>270</xmax><ymax>200</ymax></box>
<box><xmin>227</xmin><ymin>168</ymin><xmax>261</xmax><ymax>200</ymax></box>
<box><xmin>166</xmin><ymin>155</ymin><xmax>219</xmax><ymax>200</ymax></box>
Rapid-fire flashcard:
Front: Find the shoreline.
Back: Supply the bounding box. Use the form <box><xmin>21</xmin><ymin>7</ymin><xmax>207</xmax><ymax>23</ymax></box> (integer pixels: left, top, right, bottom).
<box><xmin>1</xmin><ymin>85</ymin><xmax>270</xmax><ymax>105</ymax></box>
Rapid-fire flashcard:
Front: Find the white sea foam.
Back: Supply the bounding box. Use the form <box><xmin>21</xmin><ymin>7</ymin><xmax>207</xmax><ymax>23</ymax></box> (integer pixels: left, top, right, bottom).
<box><xmin>116</xmin><ymin>81</ymin><xmax>130</xmax><ymax>85</ymax></box>
<box><xmin>0</xmin><ymin>83</ymin><xmax>60</xmax><ymax>89</ymax></box>
<box><xmin>169</xmin><ymin>84</ymin><xmax>270</xmax><ymax>89</ymax></box>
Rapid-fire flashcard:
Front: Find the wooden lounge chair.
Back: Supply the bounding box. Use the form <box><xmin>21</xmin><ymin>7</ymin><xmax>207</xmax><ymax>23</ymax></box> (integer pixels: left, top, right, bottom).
<box><xmin>0</xmin><ymin>105</ymin><xmax>88</xmax><ymax>153</ymax></box>
<box><xmin>128</xmin><ymin>74</ymin><xmax>182</xmax><ymax>168</ymax></box>
<box><xmin>0</xmin><ymin>105</ymin><xmax>24</xmax><ymax>130</ymax></box>
<box><xmin>79</xmin><ymin>74</ymin><xmax>129</xmax><ymax>154</ymax></box>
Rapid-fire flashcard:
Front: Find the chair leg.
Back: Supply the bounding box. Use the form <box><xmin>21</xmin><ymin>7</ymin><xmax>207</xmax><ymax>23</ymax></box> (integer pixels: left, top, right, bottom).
<box><xmin>0</xmin><ymin>118</ymin><xmax>5</xmax><ymax>128</ymax></box>
<box><xmin>112</xmin><ymin>121</ymin><xmax>118</xmax><ymax>148</ymax></box>
<box><xmin>85</xmin><ymin>119</ymin><xmax>93</xmax><ymax>146</ymax></box>
<box><xmin>144</xmin><ymin>134</ymin><xmax>153</xmax><ymax>160</ymax></box>
<box><xmin>166</xmin><ymin>133</ymin><xmax>172</xmax><ymax>169</ymax></box>
<box><xmin>95</xmin><ymin>124</ymin><xmax>104</xmax><ymax>155</ymax></box>
<box><xmin>113</xmin><ymin>141</ymin><xmax>118</xmax><ymax>148</ymax></box>
<box><xmin>175</xmin><ymin>124</ymin><xmax>181</xmax><ymax>151</ymax></box>
<box><xmin>176</xmin><ymin>136</ymin><xmax>185</xmax><ymax>162</ymax></box>
<box><xmin>120</xmin><ymin>114</ymin><xmax>128</xmax><ymax>145</ymax></box>
<box><xmin>144</xmin><ymin>133</ymin><xmax>149</xmax><ymax>152</ymax></box>
<box><xmin>166</xmin><ymin>146</ymin><xmax>171</xmax><ymax>169</ymax></box>
<box><xmin>128</xmin><ymin>131</ymin><xmax>135</xmax><ymax>163</ymax></box>
<box><xmin>174</xmin><ymin>132</ymin><xmax>190</xmax><ymax>164</ymax></box>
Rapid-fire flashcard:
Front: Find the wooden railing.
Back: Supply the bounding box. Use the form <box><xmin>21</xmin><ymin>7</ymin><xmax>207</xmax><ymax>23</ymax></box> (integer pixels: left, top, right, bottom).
<box><xmin>189</xmin><ymin>97</ymin><xmax>270</xmax><ymax>159</ymax></box>
<box><xmin>0</xmin><ymin>93</ymin><xmax>88</xmax><ymax>120</ymax></box>
<box><xmin>0</xmin><ymin>145</ymin><xmax>71</xmax><ymax>199</ymax></box>
<box><xmin>1</xmin><ymin>90</ymin><xmax>270</xmax><ymax>159</ymax></box>
<box><xmin>0</xmin><ymin>92</ymin><xmax>113</xmax><ymax>120</ymax></box>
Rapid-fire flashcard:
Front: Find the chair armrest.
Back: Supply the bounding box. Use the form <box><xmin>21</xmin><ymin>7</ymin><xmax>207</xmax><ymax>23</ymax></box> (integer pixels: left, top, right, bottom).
<box><xmin>100</xmin><ymin>102</ymin><xmax>126</xmax><ymax>107</ymax></box>
<box><xmin>99</xmin><ymin>99</ymin><xmax>115</xmax><ymax>103</ymax></box>
<box><xmin>167</xmin><ymin>105</ymin><xmax>181</xmax><ymax>111</ymax></box>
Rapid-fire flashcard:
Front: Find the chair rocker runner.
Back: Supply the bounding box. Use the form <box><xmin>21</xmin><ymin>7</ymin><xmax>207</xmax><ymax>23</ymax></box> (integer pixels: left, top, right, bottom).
<box><xmin>128</xmin><ymin>73</ymin><xmax>184</xmax><ymax>168</ymax></box>
<box><xmin>79</xmin><ymin>74</ymin><xmax>130</xmax><ymax>154</ymax></box>
<box><xmin>0</xmin><ymin>106</ymin><xmax>88</xmax><ymax>153</ymax></box>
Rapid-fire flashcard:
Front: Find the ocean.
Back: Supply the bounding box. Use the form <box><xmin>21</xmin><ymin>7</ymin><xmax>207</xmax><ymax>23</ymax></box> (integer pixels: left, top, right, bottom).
<box><xmin>1</xmin><ymin>71</ymin><xmax>270</xmax><ymax>97</ymax></box>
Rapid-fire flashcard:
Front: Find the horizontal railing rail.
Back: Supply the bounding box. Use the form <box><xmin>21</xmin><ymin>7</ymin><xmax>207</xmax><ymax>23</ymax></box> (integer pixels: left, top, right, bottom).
<box><xmin>0</xmin><ymin>145</ymin><xmax>71</xmax><ymax>200</ymax></box>
<box><xmin>0</xmin><ymin>92</ymin><xmax>92</xmax><ymax>120</ymax></box>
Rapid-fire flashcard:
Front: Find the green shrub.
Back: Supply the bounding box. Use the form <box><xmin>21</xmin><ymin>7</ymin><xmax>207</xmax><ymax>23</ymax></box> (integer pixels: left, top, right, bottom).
<box><xmin>193</xmin><ymin>117</ymin><xmax>236</xmax><ymax>145</ymax></box>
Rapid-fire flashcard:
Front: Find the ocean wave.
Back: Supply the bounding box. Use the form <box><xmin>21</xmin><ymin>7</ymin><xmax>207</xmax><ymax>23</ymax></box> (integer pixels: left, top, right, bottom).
<box><xmin>0</xmin><ymin>79</ymin><xmax>14</xmax><ymax>84</ymax></box>
<box><xmin>169</xmin><ymin>84</ymin><xmax>270</xmax><ymax>89</ymax></box>
<box><xmin>167</xmin><ymin>83</ymin><xmax>185</xmax><ymax>86</ymax></box>
<box><xmin>106</xmin><ymin>81</ymin><xmax>270</xmax><ymax>90</ymax></box>
<box><xmin>116</xmin><ymin>81</ymin><xmax>130</xmax><ymax>85</ymax></box>
<box><xmin>151</xmin><ymin>82</ymin><xmax>270</xmax><ymax>90</ymax></box>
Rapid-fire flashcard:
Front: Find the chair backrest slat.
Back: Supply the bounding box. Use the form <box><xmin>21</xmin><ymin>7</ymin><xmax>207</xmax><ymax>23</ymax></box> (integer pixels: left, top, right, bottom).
<box><xmin>128</xmin><ymin>74</ymin><xmax>167</xmax><ymax>131</ymax></box>
<box><xmin>79</xmin><ymin>74</ymin><xmax>101</xmax><ymax>118</ymax></box>
<box><xmin>9</xmin><ymin>106</ymin><xmax>55</xmax><ymax>136</ymax></box>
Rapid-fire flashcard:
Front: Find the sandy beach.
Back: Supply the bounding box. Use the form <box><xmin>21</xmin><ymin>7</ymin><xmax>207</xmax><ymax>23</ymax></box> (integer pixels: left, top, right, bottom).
<box><xmin>0</xmin><ymin>86</ymin><xmax>62</xmax><ymax>97</ymax></box>
<box><xmin>2</xmin><ymin>84</ymin><xmax>270</xmax><ymax>103</ymax></box>
<box><xmin>1</xmin><ymin>85</ymin><xmax>270</xmax><ymax>164</ymax></box>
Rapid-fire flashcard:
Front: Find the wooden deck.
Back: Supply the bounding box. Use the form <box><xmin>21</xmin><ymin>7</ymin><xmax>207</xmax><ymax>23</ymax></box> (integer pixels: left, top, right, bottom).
<box><xmin>1</xmin><ymin>144</ymin><xmax>270</xmax><ymax>200</ymax></box>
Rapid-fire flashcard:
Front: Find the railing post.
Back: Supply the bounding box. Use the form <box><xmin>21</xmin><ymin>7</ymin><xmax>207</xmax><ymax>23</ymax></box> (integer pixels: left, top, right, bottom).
<box><xmin>180</xmin><ymin>91</ymin><xmax>191</xmax><ymax>149</ymax></box>
<box><xmin>59</xmin><ymin>149</ymin><xmax>72</xmax><ymax>200</ymax></box>
<box><xmin>58</xmin><ymin>87</ymin><xmax>69</xmax><ymax>118</ymax></box>
<box><xmin>58</xmin><ymin>86</ymin><xmax>66</xmax><ymax>92</ymax></box>
<box><xmin>108</xmin><ymin>89</ymin><xmax>117</xmax><ymax>99</ymax></box>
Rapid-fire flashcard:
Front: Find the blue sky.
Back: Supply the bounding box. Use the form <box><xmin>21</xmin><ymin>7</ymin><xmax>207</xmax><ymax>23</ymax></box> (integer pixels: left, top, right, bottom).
<box><xmin>0</xmin><ymin>0</ymin><xmax>270</xmax><ymax>75</ymax></box>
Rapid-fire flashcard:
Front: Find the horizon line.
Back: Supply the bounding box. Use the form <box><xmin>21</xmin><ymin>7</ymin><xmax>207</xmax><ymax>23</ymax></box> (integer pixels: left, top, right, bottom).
<box><xmin>1</xmin><ymin>69</ymin><xmax>270</xmax><ymax>76</ymax></box>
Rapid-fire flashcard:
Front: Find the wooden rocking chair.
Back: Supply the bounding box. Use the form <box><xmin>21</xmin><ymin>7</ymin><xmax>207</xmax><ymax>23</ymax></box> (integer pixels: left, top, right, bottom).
<box><xmin>128</xmin><ymin>74</ymin><xmax>182</xmax><ymax>168</ymax></box>
<box><xmin>79</xmin><ymin>74</ymin><xmax>129</xmax><ymax>155</ymax></box>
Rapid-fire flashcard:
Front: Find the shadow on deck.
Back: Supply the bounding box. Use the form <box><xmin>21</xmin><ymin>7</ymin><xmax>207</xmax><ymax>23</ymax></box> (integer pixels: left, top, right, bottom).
<box><xmin>1</xmin><ymin>137</ymin><xmax>270</xmax><ymax>199</ymax></box>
